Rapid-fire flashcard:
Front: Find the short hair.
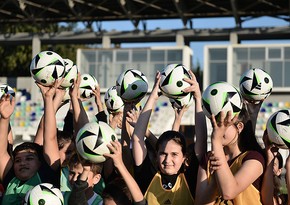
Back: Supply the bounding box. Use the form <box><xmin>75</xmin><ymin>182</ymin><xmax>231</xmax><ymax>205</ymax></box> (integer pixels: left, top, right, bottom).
<box><xmin>102</xmin><ymin>177</ymin><xmax>132</xmax><ymax>205</ymax></box>
<box><xmin>68</xmin><ymin>153</ymin><xmax>103</xmax><ymax>175</ymax></box>
<box><xmin>57</xmin><ymin>129</ymin><xmax>73</xmax><ymax>150</ymax></box>
<box><xmin>13</xmin><ymin>142</ymin><xmax>43</xmax><ymax>160</ymax></box>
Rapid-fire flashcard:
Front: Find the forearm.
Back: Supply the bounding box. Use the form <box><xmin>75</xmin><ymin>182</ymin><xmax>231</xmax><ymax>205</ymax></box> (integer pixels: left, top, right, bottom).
<box><xmin>145</xmin><ymin>129</ymin><xmax>157</xmax><ymax>149</ymax></box>
<box><xmin>71</xmin><ymin>97</ymin><xmax>89</xmax><ymax>133</ymax></box>
<box><xmin>132</xmin><ymin>96</ymin><xmax>156</xmax><ymax>165</ymax></box>
<box><xmin>261</xmin><ymin>159</ymin><xmax>275</xmax><ymax>205</ymax></box>
<box><xmin>212</xmin><ymin>140</ymin><xmax>237</xmax><ymax>199</ymax></box>
<box><xmin>194</xmin><ymin>97</ymin><xmax>208</xmax><ymax>162</ymax></box>
<box><xmin>116</xmin><ymin>161</ymin><xmax>144</xmax><ymax>202</ymax></box>
<box><xmin>286</xmin><ymin>157</ymin><xmax>290</xmax><ymax>205</ymax></box>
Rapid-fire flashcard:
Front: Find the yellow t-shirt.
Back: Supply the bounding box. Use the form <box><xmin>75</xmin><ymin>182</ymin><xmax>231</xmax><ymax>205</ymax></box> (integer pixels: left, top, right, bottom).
<box><xmin>145</xmin><ymin>172</ymin><xmax>194</xmax><ymax>205</ymax></box>
<box><xmin>212</xmin><ymin>151</ymin><xmax>263</xmax><ymax>205</ymax></box>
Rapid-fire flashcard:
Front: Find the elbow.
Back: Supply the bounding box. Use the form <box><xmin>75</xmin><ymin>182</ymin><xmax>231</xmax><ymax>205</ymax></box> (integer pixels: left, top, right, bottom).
<box><xmin>220</xmin><ymin>192</ymin><xmax>236</xmax><ymax>201</ymax></box>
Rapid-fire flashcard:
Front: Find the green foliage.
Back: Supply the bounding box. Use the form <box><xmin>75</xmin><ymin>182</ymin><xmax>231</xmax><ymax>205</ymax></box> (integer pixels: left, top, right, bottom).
<box><xmin>0</xmin><ymin>23</ymin><xmax>87</xmax><ymax>77</ymax></box>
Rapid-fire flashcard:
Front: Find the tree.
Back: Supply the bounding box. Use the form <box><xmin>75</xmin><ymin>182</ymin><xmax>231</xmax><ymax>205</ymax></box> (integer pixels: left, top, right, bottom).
<box><xmin>0</xmin><ymin>23</ymin><xmax>87</xmax><ymax>77</ymax></box>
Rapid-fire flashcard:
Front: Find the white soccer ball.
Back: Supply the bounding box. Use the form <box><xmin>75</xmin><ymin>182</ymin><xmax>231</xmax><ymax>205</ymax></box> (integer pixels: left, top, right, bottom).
<box><xmin>75</xmin><ymin>121</ymin><xmax>117</xmax><ymax>163</ymax></box>
<box><xmin>169</xmin><ymin>92</ymin><xmax>194</xmax><ymax>109</ymax></box>
<box><xmin>24</xmin><ymin>183</ymin><xmax>64</xmax><ymax>205</ymax></box>
<box><xmin>202</xmin><ymin>81</ymin><xmax>243</xmax><ymax>119</ymax></box>
<box><xmin>159</xmin><ymin>64</ymin><xmax>192</xmax><ymax>99</ymax></box>
<box><xmin>266</xmin><ymin>109</ymin><xmax>290</xmax><ymax>149</ymax></box>
<box><xmin>60</xmin><ymin>58</ymin><xmax>78</xmax><ymax>89</ymax></box>
<box><xmin>30</xmin><ymin>51</ymin><xmax>65</xmax><ymax>86</ymax></box>
<box><xmin>239</xmin><ymin>68</ymin><xmax>273</xmax><ymax>102</ymax></box>
<box><xmin>79</xmin><ymin>74</ymin><xmax>99</xmax><ymax>99</ymax></box>
<box><xmin>116</xmin><ymin>69</ymin><xmax>148</xmax><ymax>102</ymax></box>
<box><xmin>104</xmin><ymin>86</ymin><xmax>124</xmax><ymax>113</ymax></box>
<box><xmin>0</xmin><ymin>84</ymin><xmax>15</xmax><ymax>99</ymax></box>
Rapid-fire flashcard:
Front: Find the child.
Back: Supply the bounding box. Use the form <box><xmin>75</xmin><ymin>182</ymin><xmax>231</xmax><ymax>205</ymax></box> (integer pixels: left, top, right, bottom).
<box><xmin>0</xmin><ymin>81</ymin><xmax>61</xmax><ymax>204</ymax></box>
<box><xmin>262</xmin><ymin>130</ymin><xmax>287</xmax><ymax>205</ymax></box>
<box><xmin>66</xmin><ymin>153</ymin><xmax>103</xmax><ymax>205</ymax></box>
<box><xmin>131</xmin><ymin>71</ymin><xmax>203</xmax><ymax>204</ymax></box>
<box><xmin>104</xmin><ymin>140</ymin><xmax>146</xmax><ymax>205</ymax></box>
<box><xmin>195</xmin><ymin>107</ymin><xmax>265</xmax><ymax>205</ymax></box>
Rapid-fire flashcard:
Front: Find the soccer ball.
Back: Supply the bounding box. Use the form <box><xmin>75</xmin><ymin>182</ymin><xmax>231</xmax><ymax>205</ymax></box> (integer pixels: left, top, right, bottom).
<box><xmin>116</xmin><ymin>69</ymin><xmax>148</xmax><ymax>102</ymax></box>
<box><xmin>159</xmin><ymin>64</ymin><xmax>192</xmax><ymax>99</ymax></box>
<box><xmin>30</xmin><ymin>51</ymin><xmax>65</xmax><ymax>86</ymax></box>
<box><xmin>239</xmin><ymin>68</ymin><xmax>273</xmax><ymax>102</ymax></box>
<box><xmin>202</xmin><ymin>81</ymin><xmax>243</xmax><ymax>119</ymax></box>
<box><xmin>79</xmin><ymin>74</ymin><xmax>98</xmax><ymax>99</ymax></box>
<box><xmin>169</xmin><ymin>92</ymin><xmax>194</xmax><ymax>109</ymax></box>
<box><xmin>24</xmin><ymin>183</ymin><xmax>64</xmax><ymax>205</ymax></box>
<box><xmin>75</xmin><ymin>121</ymin><xmax>117</xmax><ymax>163</ymax></box>
<box><xmin>266</xmin><ymin>109</ymin><xmax>290</xmax><ymax>149</ymax></box>
<box><xmin>0</xmin><ymin>84</ymin><xmax>15</xmax><ymax>98</ymax></box>
<box><xmin>60</xmin><ymin>58</ymin><xmax>78</xmax><ymax>89</ymax></box>
<box><xmin>104</xmin><ymin>86</ymin><xmax>124</xmax><ymax>113</ymax></box>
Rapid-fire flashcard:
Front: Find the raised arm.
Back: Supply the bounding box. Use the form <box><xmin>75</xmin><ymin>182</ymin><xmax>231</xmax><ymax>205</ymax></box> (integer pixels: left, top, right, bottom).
<box><xmin>286</xmin><ymin>151</ymin><xmax>290</xmax><ymax>205</ymax></box>
<box><xmin>132</xmin><ymin>72</ymin><xmax>160</xmax><ymax>166</ymax></box>
<box><xmin>261</xmin><ymin>130</ymin><xmax>275</xmax><ymax>205</ymax></box>
<box><xmin>34</xmin><ymin>85</ymin><xmax>66</xmax><ymax>145</ymax></box>
<box><xmin>37</xmin><ymin>81</ymin><xmax>61</xmax><ymax>171</ymax></box>
<box><xmin>126</xmin><ymin>107</ymin><xmax>157</xmax><ymax>150</ymax></box>
<box><xmin>0</xmin><ymin>94</ymin><xmax>15</xmax><ymax>181</ymax></box>
<box><xmin>104</xmin><ymin>141</ymin><xmax>144</xmax><ymax>203</ymax></box>
<box><xmin>183</xmin><ymin>70</ymin><xmax>207</xmax><ymax>162</ymax></box>
<box><xmin>211</xmin><ymin>112</ymin><xmax>263</xmax><ymax>200</ymax></box>
<box><xmin>92</xmin><ymin>85</ymin><xmax>104</xmax><ymax>113</ymax></box>
<box><xmin>69</xmin><ymin>73</ymin><xmax>89</xmax><ymax>135</ymax></box>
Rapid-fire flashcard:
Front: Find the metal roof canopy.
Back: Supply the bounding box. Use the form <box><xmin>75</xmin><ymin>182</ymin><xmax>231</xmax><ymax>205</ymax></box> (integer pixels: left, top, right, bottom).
<box><xmin>1</xmin><ymin>0</ymin><xmax>290</xmax><ymax>29</ymax></box>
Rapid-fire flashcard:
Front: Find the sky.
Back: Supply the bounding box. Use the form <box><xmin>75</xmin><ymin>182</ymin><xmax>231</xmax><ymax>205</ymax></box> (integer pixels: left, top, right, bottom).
<box><xmin>76</xmin><ymin>16</ymin><xmax>290</xmax><ymax>69</ymax></box>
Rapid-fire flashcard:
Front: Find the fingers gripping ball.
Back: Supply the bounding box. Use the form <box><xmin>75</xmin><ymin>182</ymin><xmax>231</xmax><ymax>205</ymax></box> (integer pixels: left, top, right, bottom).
<box><xmin>30</xmin><ymin>51</ymin><xmax>65</xmax><ymax>86</ymax></box>
<box><xmin>104</xmin><ymin>86</ymin><xmax>124</xmax><ymax>113</ymax></box>
<box><xmin>239</xmin><ymin>68</ymin><xmax>273</xmax><ymax>102</ymax></box>
<box><xmin>79</xmin><ymin>74</ymin><xmax>99</xmax><ymax>99</ymax></box>
<box><xmin>116</xmin><ymin>69</ymin><xmax>148</xmax><ymax>102</ymax></box>
<box><xmin>24</xmin><ymin>183</ymin><xmax>64</xmax><ymax>205</ymax></box>
<box><xmin>159</xmin><ymin>64</ymin><xmax>192</xmax><ymax>99</ymax></box>
<box><xmin>266</xmin><ymin>109</ymin><xmax>290</xmax><ymax>149</ymax></box>
<box><xmin>75</xmin><ymin>121</ymin><xmax>118</xmax><ymax>163</ymax></box>
<box><xmin>202</xmin><ymin>81</ymin><xmax>243</xmax><ymax>119</ymax></box>
<box><xmin>60</xmin><ymin>58</ymin><xmax>78</xmax><ymax>89</ymax></box>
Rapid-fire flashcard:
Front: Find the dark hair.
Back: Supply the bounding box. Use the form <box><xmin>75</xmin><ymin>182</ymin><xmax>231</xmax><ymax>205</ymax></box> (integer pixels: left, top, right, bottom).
<box><xmin>57</xmin><ymin>129</ymin><xmax>73</xmax><ymax>150</ymax></box>
<box><xmin>68</xmin><ymin>153</ymin><xmax>103</xmax><ymax>175</ymax></box>
<box><xmin>156</xmin><ymin>130</ymin><xmax>187</xmax><ymax>173</ymax></box>
<box><xmin>156</xmin><ymin>130</ymin><xmax>187</xmax><ymax>155</ymax></box>
<box><xmin>237</xmin><ymin>106</ymin><xmax>263</xmax><ymax>154</ymax></box>
<box><xmin>13</xmin><ymin>142</ymin><xmax>43</xmax><ymax>161</ymax></box>
<box><xmin>102</xmin><ymin>177</ymin><xmax>132</xmax><ymax>205</ymax></box>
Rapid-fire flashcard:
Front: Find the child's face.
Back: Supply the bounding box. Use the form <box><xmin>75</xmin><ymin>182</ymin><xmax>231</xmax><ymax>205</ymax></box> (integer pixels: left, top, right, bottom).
<box><xmin>13</xmin><ymin>150</ymin><xmax>41</xmax><ymax>181</ymax></box>
<box><xmin>223</xmin><ymin>124</ymin><xmax>239</xmax><ymax>146</ymax></box>
<box><xmin>157</xmin><ymin>139</ymin><xmax>185</xmax><ymax>175</ymax></box>
<box><xmin>68</xmin><ymin>163</ymin><xmax>99</xmax><ymax>188</ymax></box>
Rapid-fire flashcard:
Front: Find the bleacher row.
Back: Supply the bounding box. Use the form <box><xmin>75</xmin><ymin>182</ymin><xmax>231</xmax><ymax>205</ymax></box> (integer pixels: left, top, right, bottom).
<box><xmin>9</xmin><ymin>89</ymin><xmax>290</xmax><ymax>146</ymax></box>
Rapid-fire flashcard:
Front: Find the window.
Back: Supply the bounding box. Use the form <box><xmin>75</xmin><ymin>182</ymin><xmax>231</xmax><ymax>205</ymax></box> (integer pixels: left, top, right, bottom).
<box><xmin>268</xmin><ymin>48</ymin><xmax>282</xmax><ymax>60</ymax></box>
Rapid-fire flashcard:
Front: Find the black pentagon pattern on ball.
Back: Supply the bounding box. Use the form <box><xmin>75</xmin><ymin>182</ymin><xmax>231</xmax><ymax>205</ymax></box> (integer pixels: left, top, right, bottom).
<box><xmin>270</xmin><ymin>110</ymin><xmax>290</xmax><ymax>148</ymax></box>
<box><xmin>3</xmin><ymin>85</ymin><xmax>15</xmax><ymax>97</ymax></box>
<box><xmin>202</xmin><ymin>98</ymin><xmax>212</xmax><ymax>116</ymax></box>
<box><xmin>251</xmin><ymin>70</ymin><xmax>261</xmax><ymax>90</ymax></box>
<box><xmin>276</xmin><ymin>110</ymin><xmax>290</xmax><ymax>148</ymax></box>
